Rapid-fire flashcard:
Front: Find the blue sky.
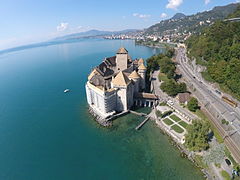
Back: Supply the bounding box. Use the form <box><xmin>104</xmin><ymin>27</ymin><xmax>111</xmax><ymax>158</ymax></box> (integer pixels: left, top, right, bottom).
<box><xmin>0</xmin><ymin>0</ymin><xmax>239</xmax><ymax>50</ymax></box>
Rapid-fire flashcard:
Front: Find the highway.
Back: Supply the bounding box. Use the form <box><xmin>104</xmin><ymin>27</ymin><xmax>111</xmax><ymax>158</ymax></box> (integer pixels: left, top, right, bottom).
<box><xmin>176</xmin><ymin>47</ymin><xmax>240</xmax><ymax>163</ymax></box>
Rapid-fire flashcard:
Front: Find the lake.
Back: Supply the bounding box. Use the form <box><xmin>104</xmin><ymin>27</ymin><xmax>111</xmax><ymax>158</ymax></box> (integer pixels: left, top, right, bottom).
<box><xmin>0</xmin><ymin>39</ymin><xmax>203</xmax><ymax>180</ymax></box>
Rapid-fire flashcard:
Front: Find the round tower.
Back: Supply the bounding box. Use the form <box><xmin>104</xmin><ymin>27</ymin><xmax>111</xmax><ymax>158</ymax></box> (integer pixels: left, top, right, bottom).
<box><xmin>138</xmin><ymin>63</ymin><xmax>147</xmax><ymax>91</ymax></box>
<box><xmin>128</xmin><ymin>70</ymin><xmax>141</xmax><ymax>93</ymax></box>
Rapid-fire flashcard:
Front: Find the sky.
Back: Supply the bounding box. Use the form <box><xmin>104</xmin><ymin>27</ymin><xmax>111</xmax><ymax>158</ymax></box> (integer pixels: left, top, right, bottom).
<box><xmin>0</xmin><ymin>0</ymin><xmax>239</xmax><ymax>50</ymax></box>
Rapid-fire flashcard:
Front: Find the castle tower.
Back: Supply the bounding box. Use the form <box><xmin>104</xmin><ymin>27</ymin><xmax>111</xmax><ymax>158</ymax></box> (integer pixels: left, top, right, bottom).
<box><xmin>112</xmin><ymin>71</ymin><xmax>133</xmax><ymax>112</ymax></box>
<box><xmin>138</xmin><ymin>63</ymin><xmax>147</xmax><ymax>91</ymax></box>
<box><xmin>128</xmin><ymin>70</ymin><xmax>141</xmax><ymax>94</ymax></box>
<box><xmin>116</xmin><ymin>47</ymin><xmax>128</xmax><ymax>72</ymax></box>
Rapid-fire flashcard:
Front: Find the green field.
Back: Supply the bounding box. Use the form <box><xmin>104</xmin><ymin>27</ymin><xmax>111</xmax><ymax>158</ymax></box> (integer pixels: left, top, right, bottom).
<box><xmin>179</xmin><ymin>121</ymin><xmax>189</xmax><ymax>129</ymax></box>
<box><xmin>171</xmin><ymin>124</ymin><xmax>184</xmax><ymax>133</ymax></box>
<box><xmin>170</xmin><ymin>114</ymin><xmax>181</xmax><ymax>122</ymax></box>
<box><xmin>163</xmin><ymin>118</ymin><xmax>174</xmax><ymax>126</ymax></box>
<box><xmin>158</xmin><ymin>72</ymin><xmax>169</xmax><ymax>82</ymax></box>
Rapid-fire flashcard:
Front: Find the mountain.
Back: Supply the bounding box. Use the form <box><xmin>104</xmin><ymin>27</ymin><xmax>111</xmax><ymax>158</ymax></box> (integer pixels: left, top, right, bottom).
<box><xmin>186</xmin><ymin>5</ymin><xmax>240</xmax><ymax>99</ymax></box>
<box><xmin>53</xmin><ymin>29</ymin><xmax>139</xmax><ymax>41</ymax></box>
<box><xmin>144</xmin><ymin>3</ymin><xmax>239</xmax><ymax>42</ymax></box>
<box><xmin>171</xmin><ymin>13</ymin><xmax>186</xmax><ymax>20</ymax></box>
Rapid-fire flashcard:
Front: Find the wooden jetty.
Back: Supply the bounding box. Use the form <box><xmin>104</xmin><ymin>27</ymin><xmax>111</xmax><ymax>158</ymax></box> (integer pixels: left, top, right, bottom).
<box><xmin>135</xmin><ymin>117</ymin><xmax>150</xmax><ymax>130</ymax></box>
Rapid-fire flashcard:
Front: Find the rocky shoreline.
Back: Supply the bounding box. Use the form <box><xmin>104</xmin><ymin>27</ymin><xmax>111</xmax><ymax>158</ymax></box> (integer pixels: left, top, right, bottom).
<box><xmin>88</xmin><ymin>107</ymin><xmax>112</xmax><ymax>127</ymax></box>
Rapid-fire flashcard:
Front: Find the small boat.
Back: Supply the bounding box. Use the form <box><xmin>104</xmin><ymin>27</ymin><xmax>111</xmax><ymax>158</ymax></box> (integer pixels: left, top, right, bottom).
<box><xmin>64</xmin><ymin>89</ymin><xmax>70</xmax><ymax>93</ymax></box>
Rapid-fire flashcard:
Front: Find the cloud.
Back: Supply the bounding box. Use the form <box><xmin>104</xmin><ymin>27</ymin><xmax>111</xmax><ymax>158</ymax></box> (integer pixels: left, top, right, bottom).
<box><xmin>166</xmin><ymin>0</ymin><xmax>183</xmax><ymax>10</ymax></box>
<box><xmin>204</xmin><ymin>0</ymin><xmax>210</xmax><ymax>5</ymax></box>
<box><xmin>160</xmin><ymin>13</ymin><xmax>168</xmax><ymax>18</ymax></box>
<box><xmin>57</xmin><ymin>22</ymin><xmax>69</xmax><ymax>31</ymax></box>
<box><xmin>133</xmin><ymin>13</ymin><xmax>151</xmax><ymax>19</ymax></box>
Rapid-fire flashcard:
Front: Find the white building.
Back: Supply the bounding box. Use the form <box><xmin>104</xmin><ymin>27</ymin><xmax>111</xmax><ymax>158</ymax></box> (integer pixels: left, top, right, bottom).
<box><xmin>85</xmin><ymin>47</ymin><xmax>146</xmax><ymax>118</ymax></box>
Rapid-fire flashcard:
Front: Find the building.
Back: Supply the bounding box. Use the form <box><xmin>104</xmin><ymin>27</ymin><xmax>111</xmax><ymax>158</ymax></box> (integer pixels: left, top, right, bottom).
<box><xmin>177</xmin><ymin>92</ymin><xmax>191</xmax><ymax>105</ymax></box>
<box><xmin>85</xmin><ymin>47</ymin><xmax>147</xmax><ymax>119</ymax></box>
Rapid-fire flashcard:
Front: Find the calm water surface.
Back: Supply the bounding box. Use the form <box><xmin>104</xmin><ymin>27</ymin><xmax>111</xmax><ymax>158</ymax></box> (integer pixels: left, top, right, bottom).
<box><xmin>0</xmin><ymin>39</ymin><xmax>203</xmax><ymax>180</ymax></box>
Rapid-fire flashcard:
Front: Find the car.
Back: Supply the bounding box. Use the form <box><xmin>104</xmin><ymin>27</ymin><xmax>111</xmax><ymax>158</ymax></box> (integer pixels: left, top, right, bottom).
<box><xmin>225</xmin><ymin>159</ymin><xmax>231</xmax><ymax>166</ymax></box>
<box><xmin>215</xmin><ymin>90</ymin><xmax>222</xmax><ymax>95</ymax></box>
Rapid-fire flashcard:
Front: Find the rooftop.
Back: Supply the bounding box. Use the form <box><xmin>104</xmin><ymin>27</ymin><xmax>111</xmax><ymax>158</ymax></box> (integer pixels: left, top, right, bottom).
<box><xmin>134</xmin><ymin>93</ymin><xmax>158</xmax><ymax>100</ymax></box>
<box><xmin>128</xmin><ymin>70</ymin><xmax>140</xmax><ymax>79</ymax></box>
<box><xmin>117</xmin><ymin>47</ymin><xmax>128</xmax><ymax>54</ymax></box>
<box><xmin>112</xmin><ymin>71</ymin><xmax>131</xmax><ymax>87</ymax></box>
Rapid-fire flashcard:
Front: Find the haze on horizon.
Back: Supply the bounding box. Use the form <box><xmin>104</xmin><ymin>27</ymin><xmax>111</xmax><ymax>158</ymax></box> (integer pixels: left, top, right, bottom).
<box><xmin>0</xmin><ymin>0</ymin><xmax>239</xmax><ymax>50</ymax></box>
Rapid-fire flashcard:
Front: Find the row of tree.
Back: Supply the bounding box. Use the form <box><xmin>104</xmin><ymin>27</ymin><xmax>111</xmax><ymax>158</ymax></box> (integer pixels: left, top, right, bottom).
<box><xmin>146</xmin><ymin>48</ymin><xmax>188</xmax><ymax>97</ymax></box>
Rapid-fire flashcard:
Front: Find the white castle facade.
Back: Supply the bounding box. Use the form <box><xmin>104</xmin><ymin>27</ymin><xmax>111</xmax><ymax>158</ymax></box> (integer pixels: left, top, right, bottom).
<box><xmin>85</xmin><ymin>47</ymin><xmax>147</xmax><ymax>118</ymax></box>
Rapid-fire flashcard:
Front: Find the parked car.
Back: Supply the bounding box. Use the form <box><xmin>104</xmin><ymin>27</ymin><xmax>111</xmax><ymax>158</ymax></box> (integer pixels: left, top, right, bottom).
<box><xmin>225</xmin><ymin>159</ymin><xmax>231</xmax><ymax>166</ymax></box>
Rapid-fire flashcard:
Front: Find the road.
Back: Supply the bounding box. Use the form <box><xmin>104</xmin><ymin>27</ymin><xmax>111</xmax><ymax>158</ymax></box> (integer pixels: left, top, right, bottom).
<box><xmin>151</xmin><ymin>70</ymin><xmax>198</xmax><ymax>120</ymax></box>
<box><xmin>176</xmin><ymin>47</ymin><xmax>240</xmax><ymax>163</ymax></box>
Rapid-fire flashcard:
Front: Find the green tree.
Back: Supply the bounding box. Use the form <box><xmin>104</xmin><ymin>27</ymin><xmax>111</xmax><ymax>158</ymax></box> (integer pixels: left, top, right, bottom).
<box><xmin>185</xmin><ymin>120</ymin><xmax>210</xmax><ymax>151</ymax></box>
<box><xmin>187</xmin><ymin>97</ymin><xmax>199</xmax><ymax>112</ymax></box>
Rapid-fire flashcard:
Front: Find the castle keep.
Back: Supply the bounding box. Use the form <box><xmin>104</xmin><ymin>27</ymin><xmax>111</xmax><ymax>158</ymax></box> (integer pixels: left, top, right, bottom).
<box><xmin>85</xmin><ymin>47</ymin><xmax>147</xmax><ymax>119</ymax></box>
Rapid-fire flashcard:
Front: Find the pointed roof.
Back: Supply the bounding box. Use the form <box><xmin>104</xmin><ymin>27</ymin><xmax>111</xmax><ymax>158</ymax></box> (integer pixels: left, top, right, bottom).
<box><xmin>117</xmin><ymin>47</ymin><xmax>128</xmax><ymax>54</ymax></box>
<box><xmin>112</xmin><ymin>71</ymin><xmax>131</xmax><ymax>87</ymax></box>
<box><xmin>128</xmin><ymin>70</ymin><xmax>140</xmax><ymax>79</ymax></box>
<box><xmin>88</xmin><ymin>69</ymin><xmax>100</xmax><ymax>80</ymax></box>
<box><xmin>138</xmin><ymin>63</ymin><xmax>147</xmax><ymax>70</ymax></box>
<box><xmin>138</xmin><ymin>58</ymin><xmax>144</xmax><ymax>64</ymax></box>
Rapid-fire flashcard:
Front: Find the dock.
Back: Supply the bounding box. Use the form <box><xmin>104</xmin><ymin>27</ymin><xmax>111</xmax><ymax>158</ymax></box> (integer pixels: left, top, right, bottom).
<box><xmin>129</xmin><ymin>110</ymin><xmax>147</xmax><ymax>117</ymax></box>
<box><xmin>135</xmin><ymin>117</ymin><xmax>150</xmax><ymax>130</ymax></box>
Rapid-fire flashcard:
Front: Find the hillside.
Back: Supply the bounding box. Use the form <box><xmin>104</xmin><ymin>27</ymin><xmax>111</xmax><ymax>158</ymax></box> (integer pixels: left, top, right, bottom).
<box><xmin>186</xmin><ymin>5</ymin><xmax>240</xmax><ymax>98</ymax></box>
<box><xmin>144</xmin><ymin>3</ymin><xmax>239</xmax><ymax>42</ymax></box>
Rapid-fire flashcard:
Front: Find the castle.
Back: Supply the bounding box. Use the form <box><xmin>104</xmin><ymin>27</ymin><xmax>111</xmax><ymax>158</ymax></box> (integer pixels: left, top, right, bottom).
<box><xmin>85</xmin><ymin>47</ymin><xmax>147</xmax><ymax>119</ymax></box>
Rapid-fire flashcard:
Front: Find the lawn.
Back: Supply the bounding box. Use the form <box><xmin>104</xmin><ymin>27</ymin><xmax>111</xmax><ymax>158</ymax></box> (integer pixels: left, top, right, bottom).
<box><xmin>171</xmin><ymin>124</ymin><xmax>184</xmax><ymax>133</ymax></box>
<box><xmin>163</xmin><ymin>118</ymin><xmax>174</xmax><ymax>126</ymax></box>
<box><xmin>158</xmin><ymin>72</ymin><xmax>169</xmax><ymax>82</ymax></box>
<box><xmin>170</xmin><ymin>114</ymin><xmax>181</xmax><ymax>122</ymax></box>
<box><xmin>220</xmin><ymin>170</ymin><xmax>231</xmax><ymax>180</ymax></box>
<box><xmin>179</xmin><ymin>121</ymin><xmax>189</xmax><ymax>129</ymax></box>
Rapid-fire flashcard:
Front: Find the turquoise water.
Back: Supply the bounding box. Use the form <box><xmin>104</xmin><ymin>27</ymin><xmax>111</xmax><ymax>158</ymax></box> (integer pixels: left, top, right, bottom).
<box><xmin>0</xmin><ymin>39</ymin><xmax>203</xmax><ymax>180</ymax></box>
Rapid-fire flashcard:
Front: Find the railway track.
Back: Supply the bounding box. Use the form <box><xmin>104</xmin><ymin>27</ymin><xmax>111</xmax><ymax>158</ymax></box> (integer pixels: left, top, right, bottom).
<box><xmin>202</xmin><ymin>108</ymin><xmax>240</xmax><ymax>163</ymax></box>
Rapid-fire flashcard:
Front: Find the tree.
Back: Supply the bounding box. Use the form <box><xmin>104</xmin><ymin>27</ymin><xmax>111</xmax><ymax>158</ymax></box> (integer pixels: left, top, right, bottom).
<box><xmin>160</xmin><ymin>80</ymin><xmax>187</xmax><ymax>97</ymax></box>
<box><xmin>187</xmin><ymin>97</ymin><xmax>199</xmax><ymax>112</ymax></box>
<box><xmin>185</xmin><ymin>120</ymin><xmax>210</xmax><ymax>151</ymax></box>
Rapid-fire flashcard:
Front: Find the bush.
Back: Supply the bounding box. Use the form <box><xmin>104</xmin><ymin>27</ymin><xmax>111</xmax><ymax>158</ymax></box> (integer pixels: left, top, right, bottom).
<box><xmin>187</xmin><ymin>97</ymin><xmax>200</xmax><ymax>112</ymax></box>
<box><xmin>221</xmin><ymin>119</ymin><xmax>229</xmax><ymax>125</ymax></box>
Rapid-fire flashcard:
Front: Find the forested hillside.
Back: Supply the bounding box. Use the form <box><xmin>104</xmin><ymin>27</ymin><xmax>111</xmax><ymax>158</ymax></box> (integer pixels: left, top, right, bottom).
<box><xmin>186</xmin><ymin>5</ymin><xmax>240</xmax><ymax>98</ymax></box>
<box><xmin>144</xmin><ymin>3</ymin><xmax>239</xmax><ymax>42</ymax></box>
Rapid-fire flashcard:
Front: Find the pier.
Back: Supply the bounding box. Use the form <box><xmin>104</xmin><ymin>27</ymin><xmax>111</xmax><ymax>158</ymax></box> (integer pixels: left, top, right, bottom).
<box><xmin>135</xmin><ymin>117</ymin><xmax>150</xmax><ymax>130</ymax></box>
<box><xmin>129</xmin><ymin>110</ymin><xmax>147</xmax><ymax>117</ymax></box>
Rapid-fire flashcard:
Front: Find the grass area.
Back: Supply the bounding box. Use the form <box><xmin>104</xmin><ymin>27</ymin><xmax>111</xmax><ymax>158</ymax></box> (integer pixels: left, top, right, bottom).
<box><xmin>221</xmin><ymin>170</ymin><xmax>231</xmax><ymax>180</ymax></box>
<box><xmin>163</xmin><ymin>118</ymin><xmax>174</xmax><ymax>126</ymax></box>
<box><xmin>194</xmin><ymin>155</ymin><xmax>208</xmax><ymax>169</ymax></box>
<box><xmin>171</xmin><ymin>124</ymin><xmax>184</xmax><ymax>133</ymax></box>
<box><xmin>159</xmin><ymin>102</ymin><xmax>167</xmax><ymax>106</ymax></box>
<box><xmin>158</xmin><ymin>72</ymin><xmax>169</xmax><ymax>82</ymax></box>
<box><xmin>156</xmin><ymin>110</ymin><xmax>162</xmax><ymax>118</ymax></box>
<box><xmin>194</xmin><ymin>110</ymin><xmax>224</xmax><ymax>143</ymax></box>
<box><xmin>170</xmin><ymin>114</ymin><xmax>181</xmax><ymax>122</ymax></box>
<box><xmin>179</xmin><ymin>121</ymin><xmax>189</xmax><ymax>129</ymax></box>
